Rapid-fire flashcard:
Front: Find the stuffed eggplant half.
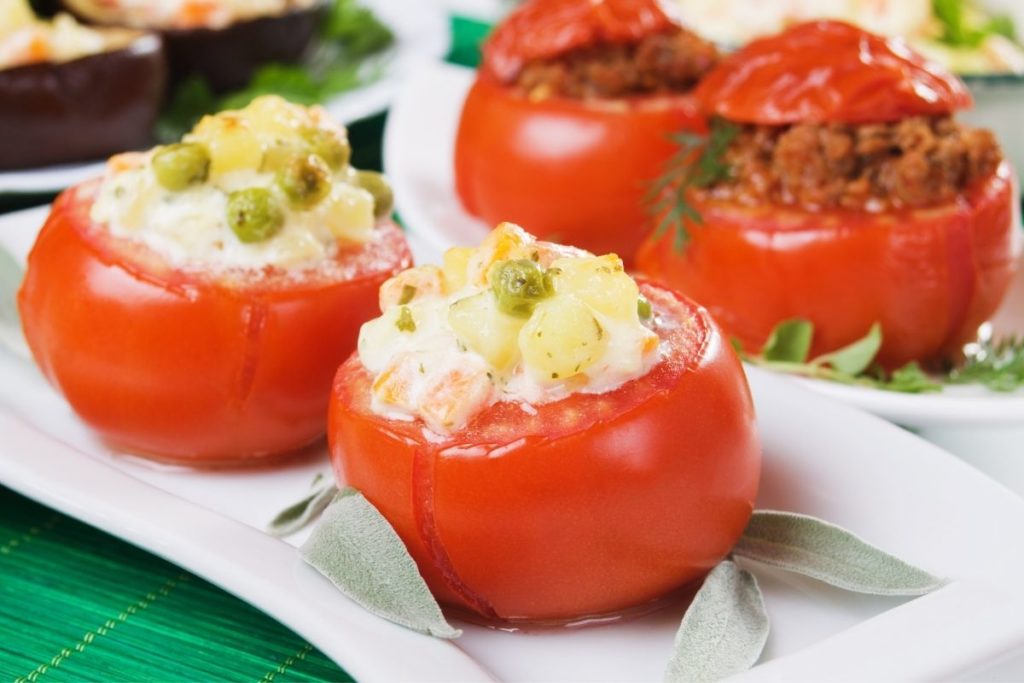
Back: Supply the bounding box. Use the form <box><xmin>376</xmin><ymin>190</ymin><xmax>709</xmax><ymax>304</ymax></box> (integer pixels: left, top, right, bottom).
<box><xmin>61</xmin><ymin>0</ymin><xmax>324</xmax><ymax>91</ymax></box>
<box><xmin>0</xmin><ymin>0</ymin><xmax>165</xmax><ymax>169</ymax></box>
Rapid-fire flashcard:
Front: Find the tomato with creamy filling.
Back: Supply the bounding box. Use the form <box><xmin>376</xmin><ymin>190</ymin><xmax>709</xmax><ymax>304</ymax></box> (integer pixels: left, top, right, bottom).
<box><xmin>328</xmin><ymin>224</ymin><xmax>760</xmax><ymax>623</ymax></box>
<box><xmin>18</xmin><ymin>96</ymin><xmax>411</xmax><ymax>465</ymax></box>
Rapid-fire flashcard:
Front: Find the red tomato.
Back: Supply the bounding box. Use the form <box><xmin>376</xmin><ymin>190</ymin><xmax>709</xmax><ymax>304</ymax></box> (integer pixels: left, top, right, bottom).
<box><xmin>481</xmin><ymin>0</ymin><xmax>680</xmax><ymax>84</ymax></box>
<box><xmin>18</xmin><ymin>182</ymin><xmax>412</xmax><ymax>466</ymax></box>
<box><xmin>695</xmin><ymin>21</ymin><xmax>973</xmax><ymax>125</ymax></box>
<box><xmin>328</xmin><ymin>282</ymin><xmax>761</xmax><ymax>623</ymax></box>
<box><xmin>455</xmin><ymin>0</ymin><xmax>707</xmax><ymax>262</ymax></box>
<box><xmin>456</xmin><ymin>81</ymin><xmax>704</xmax><ymax>262</ymax></box>
<box><xmin>636</xmin><ymin>163</ymin><xmax>1019</xmax><ymax>368</ymax></box>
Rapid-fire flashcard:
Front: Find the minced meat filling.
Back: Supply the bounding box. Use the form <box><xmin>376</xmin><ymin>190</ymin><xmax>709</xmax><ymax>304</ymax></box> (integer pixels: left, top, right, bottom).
<box><xmin>705</xmin><ymin>117</ymin><xmax>1003</xmax><ymax>211</ymax></box>
<box><xmin>515</xmin><ymin>29</ymin><xmax>719</xmax><ymax>100</ymax></box>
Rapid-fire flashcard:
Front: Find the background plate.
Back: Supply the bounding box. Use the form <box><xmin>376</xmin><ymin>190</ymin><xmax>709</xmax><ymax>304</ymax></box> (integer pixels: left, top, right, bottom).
<box><xmin>0</xmin><ymin>0</ymin><xmax>448</xmax><ymax>197</ymax></box>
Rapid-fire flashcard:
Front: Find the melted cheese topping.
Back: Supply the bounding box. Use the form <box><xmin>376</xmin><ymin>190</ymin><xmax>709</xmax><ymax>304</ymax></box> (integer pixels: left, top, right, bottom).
<box><xmin>91</xmin><ymin>96</ymin><xmax>377</xmax><ymax>270</ymax></box>
<box><xmin>357</xmin><ymin>224</ymin><xmax>661</xmax><ymax>435</ymax></box>
<box><xmin>0</xmin><ymin>11</ymin><xmax>115</xmax><ymax>69</ymax></box>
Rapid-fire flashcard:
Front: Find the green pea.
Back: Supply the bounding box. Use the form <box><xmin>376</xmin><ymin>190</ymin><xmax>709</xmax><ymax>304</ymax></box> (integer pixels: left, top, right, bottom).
<box><xmin>354</xmin><ymin>170</ymin><xmax>394</xmax><ymax>220</ymax></box>
<box><xmin>302</xmin><ymin>128</ymin><xmax>351</xmax><ymax>170</ymax></box>
<box><xmin>637</xmin><ymin>296</ymin><xmax>652</xmax><ymax>319</ymax></box>
<box><xmin>277</xmin><ymin>155</ymin><xmax>332</xmax><ymax>210</ymax></box>
<box><xmin>152</xmin><ymin>143</ymin><xmax>210</xmax><ymax>191</ymax></box>
<box><xmin>490</xmin><ymin>259</ymin><xmax>554</xmax><ymax>318</ymax></box>
<box><xmin>227</xmin><ymin>188</ymin><xmax>285</xmax><ymax>243</ymax></box>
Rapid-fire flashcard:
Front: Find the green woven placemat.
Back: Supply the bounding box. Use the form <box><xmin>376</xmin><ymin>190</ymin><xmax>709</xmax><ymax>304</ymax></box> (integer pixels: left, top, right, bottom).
<box><xmin>0</xmin><ymin>14</ymin><xmax>491</xmax><ymax>682</ymax></box>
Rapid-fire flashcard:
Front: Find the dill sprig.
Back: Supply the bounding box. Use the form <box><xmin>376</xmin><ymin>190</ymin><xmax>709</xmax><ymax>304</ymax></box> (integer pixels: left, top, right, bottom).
<box><xmin>948</xmin><ymin>335</ymin><xmax>1024</xmax><ymax>392</ymax></box>
<box><xmin>646</xmin><ymin>118</ymin><xmax>739</xmax><ymax>251</ymax></box>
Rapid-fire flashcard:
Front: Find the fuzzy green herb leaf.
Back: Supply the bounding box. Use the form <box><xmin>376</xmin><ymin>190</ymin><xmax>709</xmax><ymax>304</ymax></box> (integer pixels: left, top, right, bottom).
<box><xmin>301</xmin><ymin>488</ymin><xmax>461</xmax><ymax>638</ymax></box>
<box><xmin>664</xmin><ymin>560</ymin><xmax>768</xmax><ymax>683</ymax></box>
<box><xmin>647</xmin><ymin>118</ymin><xmax>738</xmax><ymax>252</ymax></box>
<box><xmin>735</xmin><ymin>511</ymin><xmax>946</xmax><ymax>596</ymax></box>
<box><xmin>267</xmin><ymin>478</ymin><xmax>339</xmax><ymax>538</ymax></box>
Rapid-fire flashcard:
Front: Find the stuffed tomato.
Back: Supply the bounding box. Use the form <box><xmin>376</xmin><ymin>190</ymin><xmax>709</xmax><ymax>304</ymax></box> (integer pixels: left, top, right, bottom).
<box><xmin>636</xmin><ymin>21</ymin><xmax>1019</xmax><ymax>369</ymax></box>
<box><xmin>19</xmin><ymin>96</ymin><xmax>411</xmax><ymax>466</ymax></box>
<box><xmin>455</xmin><ymin>0</ymin><xmax>717</xmax><ymax>261</ymax></box>
<box><xmin>328</xmin><ymin>223</ymin><xmax>760</xmax><ymax>623</ymax></box>
<box><xmin>0</xmin><ymin>0</ymin><xmax>165</xmax><ymax>169</ymax></box>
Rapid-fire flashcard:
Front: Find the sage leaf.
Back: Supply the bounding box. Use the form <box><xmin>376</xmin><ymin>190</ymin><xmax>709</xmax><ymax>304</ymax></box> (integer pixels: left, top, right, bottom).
<box><xmin>762</xmin><ymin>319</ymin><xmax>813</xmax><ymax>363</ymax></box>
<box><xmin>734</xmin><ymin>511</ymin><xmax>946</xmax><ymax>596</ymax></box>
<box><xmin>267</xmin><ymin>480</ymin><xmax>338</xmax><ymax>538</ymax></box>
<box><xmin>814</xmin><ymin>322</ymin><xmax>882</xmax><ymax>375</ymax></box>
<box><xmin>664</xmin><ymin>560</ymin><xmax>768</xmax><ymax>683</ymax></box>
<box><xmin>0</xmin><ymin>244</ymin><xmax>27</xmax><ymax>358</ymax></box>
<box><xmin>300</xmin><ymin>487</ymin><xmax>461</xmax><ymax>639</ymax></box>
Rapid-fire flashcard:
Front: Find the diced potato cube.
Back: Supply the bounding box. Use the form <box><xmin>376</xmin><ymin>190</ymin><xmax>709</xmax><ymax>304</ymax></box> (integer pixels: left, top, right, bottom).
<box><xmin>448</xmin><ymin>292</ymin><xmax>525</xmax><ymax>370</ymax></box>
<box><xmin>189</xmin><ymin>114</ymin><xmax>263</xmax><ymax>178</ymax></box>
<box><xmin>242</xmin><ymin>95</ymin><xmax>306</xmax><ymax>139</ymax></box>
<box><xmin>320</xmin><ymin>184</ymin><xmax>375</xmax><ymax>244</ymax></box>
<box><xmin>379</xmin><ymin>265</ymin><xmax>444</xmax><ymax>311</ymax></box>
<box><xmin>519</xmin><ymin>296</ymin><xmax>608</xmax><ymax>381</ymax></box>
<box><xmin>442</xmin><ymin>246</ymin><xmax>473</xmax><ymax>293</ymax></box>
<box><xmin>550</xmin><ymin>254</ymin><xmax>639</xmax><ymax>320</ymax></box>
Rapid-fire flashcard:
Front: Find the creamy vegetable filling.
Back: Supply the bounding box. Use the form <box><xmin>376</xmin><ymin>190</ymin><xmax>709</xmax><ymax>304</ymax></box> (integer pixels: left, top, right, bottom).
<box><xmin>358</xmin><ymin>224</ymin><xmax>662</xmax><ymax>435</ymax></box>
<box><xmin>64</xmin><ymin>0</ymin><xmax>317</xmax><ymax>30</ymax></box>
<box><xmin>92</xmin><ymin>96</ymin><xmax>393</xmax><ymax>269</ymax></box>
<box><xmin>0</xmin><ymin>3</ymin><xmax>117</xmax><ymax>69</ymax></box>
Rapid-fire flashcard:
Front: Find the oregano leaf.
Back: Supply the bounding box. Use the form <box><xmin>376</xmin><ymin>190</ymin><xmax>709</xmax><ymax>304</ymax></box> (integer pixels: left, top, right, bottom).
<box><xmin>813</xmin><ymin>322</ymin><xmax>882</xmax><ymax>375</ymax></box>
<box><xmin>761</xmin><ymin>319</ymin><xmax>814</xmax><ymax>363</ymax></box>
<box><xmin>267</xmin><ymin>480</ymin><xmax>339</xmax><ymax>538</ymax></box>
<box><xmin>734</xmin><ymin>511</ymin><xmax>946</xmax><ymax>596</ymax></box>
<box><xmin>300</xmin><ymin>487</ymin><xmax>461</xmax><ymax>639</ymax></box>
<box><xmin>664</xmin><ymin>560</ymin><xmax>768</xmax><ymax>683</ymax></box>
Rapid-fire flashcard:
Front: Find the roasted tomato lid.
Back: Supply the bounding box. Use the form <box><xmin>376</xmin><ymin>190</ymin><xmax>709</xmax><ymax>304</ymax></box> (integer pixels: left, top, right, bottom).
<box><xmin>481</xmin><ymin>0</ymin><xmax>681</xmax><ymax>84</ymax></box>
<box><xmin>695</xmin><ymin>20</ymin><xmax>973</xmax><ymax>125</ymax></box>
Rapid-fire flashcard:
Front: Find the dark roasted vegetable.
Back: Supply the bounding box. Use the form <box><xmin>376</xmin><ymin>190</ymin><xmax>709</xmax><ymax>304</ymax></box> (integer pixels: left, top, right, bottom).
<box><xmin>0</xmin><ymin>31</ymin><xmax>166</xmax><ymax>170</ymax></box>
<box><xmin>62</xmin><ymin>1</ymin><xmax>327</xmax><ymax>93</ymax></box>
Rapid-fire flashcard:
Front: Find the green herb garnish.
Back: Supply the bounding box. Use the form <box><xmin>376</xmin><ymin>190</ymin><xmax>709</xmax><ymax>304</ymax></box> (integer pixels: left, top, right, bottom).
<box><xmin>395</xmin><ymin>306</ymin><xmax>416</xmax><ymax>333</ymax></box>
<box><xmin>646</xmin><ymin>118</ymin><xmax>739</xmax><ymax>252</ymax></box>
<box><xmin>742</xmin><ymin>319</ymin><xmax>1024</xmax><ymax>393</ymax></box>
<box><xmin>948</xmin><ymin>335</ymin><xmax>1024</xmax><ymax>391</ymax></box>
<box><xmin>933</xmin><ymin>0</ymin><xmax>1017</xmax><ymax>48</ymax></box>
<box><xmin>156</xmin><ymin>0</ymin><xmax>394</xmax><ymax>142</ymax></box>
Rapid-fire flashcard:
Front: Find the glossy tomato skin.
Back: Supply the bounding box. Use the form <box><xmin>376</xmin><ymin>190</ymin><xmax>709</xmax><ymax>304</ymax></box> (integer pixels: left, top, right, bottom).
<box><xmin>636</xmin><ymin>163</ymin><xmax>1019</xmax><ymax>369</ymax></box>
<box><xmin>328</xmin><ymin>283</ymin><xmax>761</xmax><ymax>622</ymax></box>
<box><xmin>18</xmin><ymin>182</ymin><xmax>412</xmax><ymax>466</ymax></box>
<box><xmin>455</xmin><ymin>77</ymin><xmax>705</xmax><ymax>261</ymax></box>
<box><xmin>695</xmin><ymin>20</ymin><xmax>972</xmax><ymax>125</ymax></box>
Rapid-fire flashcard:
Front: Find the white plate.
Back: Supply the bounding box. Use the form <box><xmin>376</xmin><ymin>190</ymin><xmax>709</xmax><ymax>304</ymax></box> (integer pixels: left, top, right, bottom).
<box><xmin>384</xmin><ymin>62</ymin><xmax>1024</xmax><ymax>434</ymax></box>
<box><xmin>5</xmin><ymin>207</ymin><xmax>1024</xmax><ymax>679</ymax></box>
<box><xmin>0</xmin><ymin>0</ymin><xmax>448</xmax><ymax>197</ymax></box>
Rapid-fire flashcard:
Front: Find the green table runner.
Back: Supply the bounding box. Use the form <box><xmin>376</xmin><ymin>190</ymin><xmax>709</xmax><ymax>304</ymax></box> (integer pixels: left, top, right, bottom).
<box><xmin>0</xmin><ymin>15</ymin><xmax>489</xmax><ymax>682</ymax></box>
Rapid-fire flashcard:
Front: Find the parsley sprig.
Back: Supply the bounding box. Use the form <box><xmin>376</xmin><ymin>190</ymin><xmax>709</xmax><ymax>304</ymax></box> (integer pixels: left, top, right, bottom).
<box><xmin>737</xmin><ymin>319</ymin><xmax>1024</xmax><ymax>394</ymax></box>
<box><xmin>646</xmin><ymin>118</ymin><xmax>739</xmax><ymax>251</ymax></box>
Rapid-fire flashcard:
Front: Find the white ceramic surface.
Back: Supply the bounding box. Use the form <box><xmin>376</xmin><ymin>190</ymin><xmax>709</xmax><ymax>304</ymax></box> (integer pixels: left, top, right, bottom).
<box><xmin>4</xmin><ymin>204</ymin><xmax>1024</xmax><ymax>679</ymax></box>
<box><xmin>385</xmin><ymin>62</ymin><xmax>1024</xmax><ymax>439</ymax></box>
<box><xmin>0</xmin><ymin>0</ymin><xmax>448</xmax><ymax>197</ymax></box>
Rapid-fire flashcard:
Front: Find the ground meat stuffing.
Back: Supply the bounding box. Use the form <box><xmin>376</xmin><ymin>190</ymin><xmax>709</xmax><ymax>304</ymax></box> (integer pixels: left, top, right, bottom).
<box><xmin>705</xmin><ymin>117</ymin><xmax>1004</xmax><ymax>211</ymax></box>
<box><xmin>515</xmin><ymin>28</ymin><xmax>719</xmax><ymax>100</ymax></box>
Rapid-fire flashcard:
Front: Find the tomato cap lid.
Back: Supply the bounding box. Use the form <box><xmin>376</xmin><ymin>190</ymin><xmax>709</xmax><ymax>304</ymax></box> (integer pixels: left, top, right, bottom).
<box><xmin>481</xmin><ymin>0</ymin><xmax>681</xmax><ymax>84</ymax></box>
<box><xmin>695</xmin><ymin>20</ymin><xmax>973</xmax><ymax>125</ymax></box>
